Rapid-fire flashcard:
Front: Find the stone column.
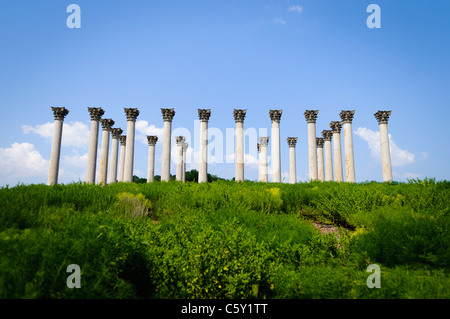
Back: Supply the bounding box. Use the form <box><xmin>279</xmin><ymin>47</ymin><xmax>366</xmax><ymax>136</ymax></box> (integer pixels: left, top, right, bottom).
<box><xmin>98</xmin><ymin>118</ymin><xmax>114</xmax><ymax>186</ymax></box>
<box><xmin>198</xmin><ymin>109</ymin><xmax>211</xmax><ymax>183</ymax></box>
<box><xmin>47</xmin><ymin>107</ymin><xmax>69</xmax><ymax>186</ymax></box>
<box><xmin>321</xmin><ymin>130</ymin><xmax>334</xmax><ymax>182</ymax></box>
<box><xmin>86</xmin><ymin>107</ymin><xmax>104</xmax><ymax>184</ymax></box>
<box><xmin>182</xmin><ymin>142</ymin><xmax>188</xmax><ymax>183</ymax></box>
<box><xmin>287</xmin><ymin>137</ymin><xmax>298</xmax><ymax>184</ymax></box>
<box><xmin>161</xmin><ymin>108</ymin><xmax>175</xmax><ymax>182</ymax></box>
<box><xmin>124</xmin><ymin>108</ymin><xmax>139</xmax><ymax>182</ymax></box>
<box><xmin>316</xmin><ymin>137</ymin><xmax>325</xmax><ymax>182</ymax></box>
<box><xmin>233</xmin><ymin>109</ymin><xmax>246</xmax><ymax>182</ymax></box>
<box><xmin>108</xmin><ymin>128</ymin><xmax>123</xmax><ymax>184</ymax></box>
<box><xmin>257</xmin><ymin>143</ymin><xmax>261</xmax><ymax>182</ymax></box>
<box><xmin>269</xmin><ymin>110</ymin><xmax>282</xmax><ymax>183</ymax></box>
<box><xmin>304</xmin><ymin>110</ymin><xmax>319</xmax><ymax>181</ymax></box>
<box><xmin>374</xmin><ymin>110</ymin><xmax>393</xmax><ymax>182</ymax></box>
<box><xmin>330</xmin><ymin>121</ymin><xmax>344</xmax><ymax>182</ymax></box>
<box><xmin>340</xmin><ymin>110</ymin><xmax>356</xmax><ymax>183</ymax></box>
<box><xmin>175</xmin><ymin>136</ymin><xmax>185</xmax><ymax>181</ymax></box>
<box><xmin>259</xmin><ymin>137</ymin><xmax>269</xmax><ymax>183</ymax></box>
<box><xmin>147</xmin><ymin>136</ymin><xmax>158</xmax><ymax>183</ymax></box>
<box><xmin>118</xmin><ymin>135</ymin><xmax>126</xmax><ymax>182</ymax></box>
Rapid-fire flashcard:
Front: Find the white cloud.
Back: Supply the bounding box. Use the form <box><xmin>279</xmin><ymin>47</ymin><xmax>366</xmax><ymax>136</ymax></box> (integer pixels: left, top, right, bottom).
<box><xmin>62</xmin><ymin>152</ymin><xmax>88</xmax><ymax>168</ymax></box>
<box><xmin>289</xmin><ymin>5</ymin><xmax>303</xmax><ymax>14</ymax></box>
<box><xmin>135</xmin><ymin>120</ymin><xmax>164</xmax><ymax>145</ymax></box>
<box><xmin>273</xmin><ymin>18</ymin><xmax>287</xmax><ymax>25</ymax></box>
<box><xmin>354</xmin><ymin>127</ymin><xmax>415</xmax><ymax>166</ymax></box>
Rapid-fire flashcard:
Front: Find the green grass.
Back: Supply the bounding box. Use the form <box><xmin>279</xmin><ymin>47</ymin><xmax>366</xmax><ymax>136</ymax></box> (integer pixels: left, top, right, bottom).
<box><xmin>0</xmin><ymin>179</ymin><xmax>449</xmax><ymax>298</ymax></box>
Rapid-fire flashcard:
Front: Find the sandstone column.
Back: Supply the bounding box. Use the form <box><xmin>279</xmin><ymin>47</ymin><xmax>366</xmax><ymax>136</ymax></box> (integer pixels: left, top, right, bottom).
<box><xmin>182</xmin><ymin>142</ymin><xmax>188</xmax><ymax>183</ymax></box>
<box><xmin>98</xmin><ymin>118</ymin><xmax>114</xmax><ymax>186</ymax></box>
<box><xmin>269</xmin><ymin>110</ymin><xmax>282</xmax><ymax>183</ymax></box>
<box><xmin>108</xmin><ymin>128</ymin><xmax>123</xmax><ymax>184</ymax></box>
<box><xmin>47</xmin><ymin>107</ymin><xmax>69</xmax><ymax>186</ymax></box>
<box><xmin>287</xmin><ymin>137</ymin><xmax>298</xmax><ymax>184</ymax></box>
<box><xmin>259</xmin><ymin>137</ymin><xmax>269</xmax><ymax>183</ymax></box>
<box><xmin>304</xmin><ymin>110</ymin><xmax>319</xmax><ymax>181</ymax></box>
<box><xmin>321</xmin><ymin>130</ymin><xmax>334</xmax><ymax>182</ymax></box>
<box><xmin>233</xmin><ymin>109</ymin><xmax>246</xmax><ymax>182</ymax></box>
<box><xmin>118</xmin><ymin>135</ymin><xmax>126</xmax><ymax>182</ymax></box>
<box><xmin>161</xmin><ymin>108</ymin><xmax>175</xmax><ymax>182</ymax></box>
<box><xmin>86</xmin><ymin>107</ymin><xmax>104</xmax><ymax>184</ymax></box>
<box><xmin>316</xmin><ymin>137</ymin><xmax>325</xmax><ymax>182</ymax></box>
<box><xmin>124</xmin><ymin>108</ymin><xmax>139</xmax><ymax>182</ymax></box>
<box><xmin>175</xmin><ymin>136</ymin><xmax>185</xmax><ymax>181</ymax></box>
<box><xmin>147</xmin><ymin>136</ymin><xmax>158</xmax><ymax>183</ymax></box>
<box><xmin>374</xmin><ymin>110</ymin><xmax>393</xmax><ymax>182</ymax></box>
<box><xmin>330</xmin><ymin>121</ymin><xmax>344</xmax><ymax>182</ymax></box>
<box><xmin>198</xmin><ymin>109</ymin><xmax>211</xmax><ymax>183</ymax></box>
<box><xmin>340</xmin><ymin>110</ymin><xmax>356</xmax><ymax>183</ymax></box>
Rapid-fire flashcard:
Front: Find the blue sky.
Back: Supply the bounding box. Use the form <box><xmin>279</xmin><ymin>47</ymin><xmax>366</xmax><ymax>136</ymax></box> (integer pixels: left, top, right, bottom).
<box><xmin>1</xmin><ymin>0</ymin><xmax>449</xmax><ymax>185</ymax></box>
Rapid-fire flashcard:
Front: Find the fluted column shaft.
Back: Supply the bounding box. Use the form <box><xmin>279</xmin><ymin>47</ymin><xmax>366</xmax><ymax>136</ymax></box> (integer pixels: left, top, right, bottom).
<box><xmin>198</xmin><ymin>109</ymin><xmax>211</xmax><ymax>183</ymax></box>
<box><xmin>340</xmin><ymin>110</ymin><xmax>356</xmax><ymax>183</ymax></box>
<box><xmin>375</xmin><ymin>111</ymin><xmax>393</xmax><ymax>182</ymax></box>
<box><xmin>108</xmin><ymin>128</ymin><xmax>122</xmax><ymax>184</ymax></box>
<box><xmin>322</xmin><ymin>130</ymin><xmax>334</xmax><ymax>182</ymax></box>
<box><xmin>259</xmin><ymin>137</ymin><xmax>269</xmax><ymax>183</ymax></box>
<box><xmin>147</xmin><ymin>136</ymin><xmax>158</xmax><ymax>183</ymax></box>
<box><xmin>304</xmin><ymin>110</ymin><xmax>319</xmax><ymax>181</ymax></box>
<box><xmin>269</xmin><ymin>110</ymin><xmax>282</xmax><ymax>183</ymax></box>
<box><xmin>330</xmin><ymin>121</ymin><xmax>344</xmax><ymax>182</ymax></box>
<box><xmin>233</xmin><ymin>109</ymin><xmax>246</xmax><ymax>182</ymax></box>
<box><xmin>86</xmin><ymin>107</ymin><xmax>104</xmax><ymax>184</ymax></box>
<box><xmin>287</xmin><ymin>137</ymin><xmax>298</xmax><ymax>184</ymax></box>
<box><xmin>161</xmin><ymin>108</ymin><xmax>175</xmax><ymax>182</ymax></box>
<box><xmin>47</xmin><ymin>107</ymin><xmax>69</xmax><ymax>186</ymax></box>
<box><xmin>98</xmin><ymin>118</ymin><xmax>114</xmax><ymax>186</ymax></box>
<box><xmin>118</xmin><ymin>136</ymin><xmax>126</xmax><ymax>182</ymax></box>
<box><xmin>316</xmin><ymin>138</ymin><xmax>325</xmax><ymax>182</ymax></box>
<box><xmin>124</xmin><ymin>108</ymin><xmax>139</xmax><ymax>182</ymax></box>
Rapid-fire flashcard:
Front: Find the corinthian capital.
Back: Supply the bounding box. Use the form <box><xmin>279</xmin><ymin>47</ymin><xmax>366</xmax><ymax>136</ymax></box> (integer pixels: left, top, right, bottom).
<box><xmin>316</xmin><ymin>137</ymin><xmax>324</xmax><ymax>148</ymax></box>
<box><xmin>51</xmin><ymin>107</ymin><xmax>69</xmax><ymax>121</ymax></box>
<box><xmin>321</xmin><ymin>130</ymin><xmax>333</xmax><ymax>141</ymax></box>
<box><xmin>101</xmin><ymin>118</ymin><xmax>115</xmax><ymax>131</ymax></box>
<box><xmin>161</xmin><ymin>108</ymin><xmax>175</xmax><ymax>122</ymax></box>
<box><xmin>269</xmin><ymin>110</ymin><xmax>282</xmax><ymax>123</ymax></box>
<box><xmin>175</xmin><ymin>136</ymin><xmax>186</xmax><ymax>144</ymax></box>
<box><xmin>124</xmin><ymin>108</ymin><xmax>140</xmax><ymax>121</ymax></box>
<box><xmin>119</xmin><ymin>135</ymin><xmax>127</xmax><ymax>145</ymax></box>
<box><xmin>233</xmin><ymin>109</ymin><xmax>247</xmax><ymax>123</ymax></box>
<box><xmin>287</xmin><ymin>137</ymin><xmax>298</xmax><ymax>148</ymax></box>
<box><xmin>147</xmin><ymin>135</ymin><xmax>158</xmax><ymax>146</ymax></box>
<box><xmin>330</xmin><ymin>121</ymin><xmax>342</xmax><ymax>133</ymax></box>
<box><xmin>374</xmin><ymin>110</ymin><xmax>391</xmax><ymax>125</ymax></box>
<box><xmin>339</xmin><ymin>110</ymin><xmax>355</xmax><ymax>124</ymax></box>
<box><xmin>111</xmin><ymin>128</ymin><xmax>123</xmax><ymax>139</ymax></box>
<box><xmin>259</xmin><ymin>136</ymin><xmax>269</xmax><ymax>146</ymax></box>
<box><xmin>198</xmin><ymin>109</ymin><xmax>211</xmax><ymax>122</ymax></box>
<box><xmin>304</xmin><ymin>110</ymin><xmax>319</xmax><ymax>124</ymax></box>
<box><xmin>88</xmin><ymin>107</ymin><xmax>104</xmax><ymax>121</ymax></box>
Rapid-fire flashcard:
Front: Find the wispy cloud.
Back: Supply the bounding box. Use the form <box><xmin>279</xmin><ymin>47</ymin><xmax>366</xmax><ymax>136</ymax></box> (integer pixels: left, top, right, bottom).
<box><xmin>273</xmin><ymin>18</ymin><xmax>287</xmax><ymax>25</ymax></box>
<box><xmin>289</xmin><ymin>5</ymin><xmax>303</xmax><ymax>14</ymax></box>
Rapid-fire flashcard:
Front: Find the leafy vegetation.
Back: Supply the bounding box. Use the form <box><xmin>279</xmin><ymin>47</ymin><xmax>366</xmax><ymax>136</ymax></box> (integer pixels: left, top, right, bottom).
<box><xmin>0</xmin><ymin>179</ymin><xmax>449</xmax><ymax>298</ymax></box>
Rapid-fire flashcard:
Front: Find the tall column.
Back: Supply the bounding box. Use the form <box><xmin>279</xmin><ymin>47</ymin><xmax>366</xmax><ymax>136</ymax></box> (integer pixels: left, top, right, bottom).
<box><xmin>316</xmin><ymin>137</ymin><xmax>325</xmax><ymax>182</ymax></box>
<box><xmin>182</xmin><ymin>142</ymin><xmax>188</xmax><ymax>183</ymax></box>
<box><xmin>233</xmin><ymin>109</ymin><xmax>246</xmax><ymax>182</ymax></box>
<box><xmin>124</xmin><ymin>108</ymin><xmax>140</xmax><ymax>182</ymax></box>
<box><xmin>321</xmin><ymin>130</ymin><xmax>334</xmax><ymax>182</ymax></box>
<box><xmin>86</xmin><ymin>107</ymin><xmax>104</xmax><ymax>184</ymax></box>
<box><xmin>198</xmin><ymin>109</ymin><xmax>211</xmax><ymax>183</ymax></box>
<box><xmin>287</xmin><ymin>137</ymin><xmax>298</xmax><ymax>184</ymax></box>
<box><xmin>47</xmin><ymin>107</ymin><xmax>69</xmax><ymax>186</ymax></box>
<box><xmin>147</xmin><ymin>136</ymin><xmax>158</xmax><ymax>183</ymax></box>
<box><xmin>304</xmin><ymin>110</ymin><xmax>319</xmax><ymax>181</ymax></box>
<box><xmin>257</xmin><ymin>143</ymin><xmax>261</xmax><ymax>182</ymax></box>
<box><xmin>161</xmin><ymin>108</ymin><xmax>175</xmax><ymax>182</ymax></box>
<box><xmin>374</xmin><ymin>110</ymin><xmax>393</xmax><ymax>182</ymax></box>
<box><xmin>269</xmin><ymin>110</ymin><xmax>282</xmax><ymax>183</ymax></box>
<box><xmin>259</xmin><ymin>137</ymin><xmax>269</xmax><ymax>183</ymax></box>
<box><xmin>340</xmin><ymin>110</ymin><xmax>356</xmax><ymax>183</ymax></box>
<box><xmin>98</xmin><ymin>118</ymin><xmax>114</xmax><ymax>186</ymax></box>
<box><xmin>118</xmin><ymin>135</ymin><xmax>126</xmax><ymax>182</ymax></box>
<box><xmin>330</xmin><ymin>121</ymin><xmax>344</xmax><ymax>182</ymax></box>
<box><xmin>108</xmin><ymin>128</ymin><xmax>123</xmax><ymax>184</ymax></box>
<box><xmin>175</xmin><ymin>136</ymin><xmax>185</xmax><ymax>181</ymax></box>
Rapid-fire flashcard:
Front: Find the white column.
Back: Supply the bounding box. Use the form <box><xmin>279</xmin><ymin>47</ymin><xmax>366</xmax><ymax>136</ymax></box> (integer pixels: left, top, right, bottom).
<box><xmin>304</xmin><ymin>110</ymin><xmax>319</xmax><ymax>181</ymax></box>
<box><xmin>340</xmin><ymin>110</ymin><xmax>356</xmax><ymax>183</ymax></box>
<box><xmin>287</xmin><ymin>137</ymin><xmax>298</xmax><ymax>184</ymax></box>
<box><xmin>147</xmin><ymin>136</ymin><xmax>158</xmax><ymax>183</ymax></box>
<box><xmin>175</xmin><ymin>136</ymin><xmax>185</xmax><ymax>181</ymax></box>
<box><xmin>86</xmin><ymin>107</ymin><xmax>104</xmax><ymax>184</ymax></box>
<box><xmin>322</xmin><ymin>130</ymin><xmax>334</xmax><ymax>182</ymax></box>
<box><xmin>330</xmin><ymin>121</ymin><xmax>344</xmax><ymax>182</ymax></box>
<box><xmin>375</xmin><ymin>111</ymin><xmax>393</xmax><ymax>182</ymax></box>
<box><xmin>269</xmin><ymin>110</ymin><xmax>282</xmax><ymax>183</ymax></box>
<box><xmin>257</xmin><ymin>143</ymin><xmax>261</xmax><ymax>182</ymax></box>
<box><xmin>198</xmin><ymin>109</ymin><xmax>211</xmax><ymax>183</ymax></box>
<box><xmin>259</xmin><ymin>137</ymin><xmax>269</xmax><ymax>183</ymax></box>
<box><xmin>118</xmin><ymin>135</ymin><xmax>126</xmax><ymax>182</ymax></box>
<box><xmin>233</xmin><ymin>109</ymin><xmax>246</xmax><ymax>182</ymax></box>
<box><xmin>161</xmin><ymin>108</ymin><xmax>175</xmax><ymax>182</ymax></box>
<box><xmin>182</xmin><ymin>142</ymin><xmax>188</xmax><ymax>183</ymax></box>
<box><xmin>108</xmin><ymin>128</ymin><xmax>122</xmax><ymax>184</ymax></box>
<box><xmin>316</xmin><ymin>137</ymin><xmax>325</xmax><ymax>182</ymax></box>
<box><xmin>47</xmin><ymin>107</ymin><xmax>69</xmax><ymax>186</ymax></box>
<box><xmin>124</xmin><ymin>108</ymin><xmax>139</xmax><ymax>182</ymax></box>
<box><xmin>98</xmin><ymin>118</ymin><xmax>114</xmax><ymax>186</ymax></box>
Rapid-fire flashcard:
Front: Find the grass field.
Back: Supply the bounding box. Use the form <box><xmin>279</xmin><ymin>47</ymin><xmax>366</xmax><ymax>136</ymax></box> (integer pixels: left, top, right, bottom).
<box><xmin>0</xmin><ymin>179</ymin><xmax>449</xmax><ymax>298</ymax></box>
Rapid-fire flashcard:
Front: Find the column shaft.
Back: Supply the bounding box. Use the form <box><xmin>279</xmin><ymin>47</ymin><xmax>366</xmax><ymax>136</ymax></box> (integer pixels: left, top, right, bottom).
<box><xmin>118</xmin><ymin>136</ymin><xmax>126</xmax><ymax>182</ymax></box>
<box><xmin>271</xmin><ymin>122</ymin><xmax>281</xmax><ymax>183</ymax></box>
<box><xmin>333</xmin><ymin>132</ymin><xmax>343</xmax><ymax>182</ymax></box>
<box><xmin>161</xmin><ymin>120</ymin><xmax>172</xmax><ymax>181</ymax></box>
<box><xmin>108</xmin><ymin>135</ymin><xmax>119</xmax><ymax>184</ymax></box>
<box><xmin>235</xmin><ymin>121</ymin><xmax>244</xmax><ymax>182</ymax></box>
<box><xmin>324</xmin><ymin>139</ymin><xmax>333</xmax><ymax>181</ymax></box>
<box><xmin>199</xmin><ymin>120</ymin><xmax>208</xmax><ymax>183</ymax></box>
<box><xmin>124</xmin><ymin>108</ymin><xmax>139</xmax><ymax>182</ymax></box>
<box><xmin>317</xmin><ymin>142</ymin><xmax>325</xmax><ymax>182</ymax></box>
<box><xmin>289</xmin><ymin>147</ymin><xmax>296</xmax><ymax>184</ymax></box>
<box><xmin>308</xmin><ymin>123</ymin><xmax>318</xmax><ymax>181</ymax></box>
<box><xmin>47</xmin><ymin>119</ymin><xmax>64</xmax><ymax>186</ymax></box>
<box><xmin>343</xmin><ymin>122</ymin><xmax>355</xmax><ymax>183</ymax></box>
<box><xmin>98</xmin><ymin>126</ymin><xmax>111</xmax><ymax>186</ymax></box>
<box><xmin>147</xmin><ymin>145</ymin><xmax>155</xmax><ymax>183</ymax></box>
<box><xmin>379</xmin><ymin>123</ymin><xmax>392</xmax><ymax>182</ymax></box>
<box><xmin>86</xmin><ymin>119</ymin><xmax>100</xmax><ymax>184</ymax></box>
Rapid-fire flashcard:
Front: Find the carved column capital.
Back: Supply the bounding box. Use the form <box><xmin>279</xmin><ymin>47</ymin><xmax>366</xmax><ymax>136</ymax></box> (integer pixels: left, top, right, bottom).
<box><xmin>124</xmin><ymin>108</ymin><xmax>140</xmax><ymax>121</ymax></box>
<box><xmin>329</xmin><ymin>121</ymin><xmax>342</xmax><ymax>133</ymax></box>
<box><xmin>198</xmin><ymin>109</ymin><xmax>211</xmax><ymax>122</ymax></box>
<box><xmin>287</xmin><ymin>137</ymin><xmax>298</xmax><ymax>148</ymax></box>
<box><xmin>161</xmin><ymin>108</ymin><xmax>175</xmax><ymax>122</ymax></box>
<box><xmin>88</xmin><ymin>107</ymin><xmax>104</xmax><ymax>121</ymax></box>
<box><xmin>339</xmin><ymin>110</ymin><xmax>355</xmax><ymax>124</ymax></box>
<box><xmin>175</xmin><ymin>136</ymin><xmax>186</xmax><ymax>145</ymax></box>
<box><xmin>304</xmin><ymin>110</ymin><xmax>319</xmax><ymax>124</ymax></box>
<box><xmin>51</xmin><ymin>107</ymin><xmax>69</xmax><ymax>121</ymax></box>
<box><xmin>119</xmin><ymin>135</ymin><xmax>127</xmax><ymax>146</ymax></box>
<box><xmin>316</xmin><ymin>137</ymin><xmax>324</xmax><ymax>148</ymax></box>
<box><xmin>269</xmin><ymin>110</ymin><xmax>282</xmax><ymax>123</ymax></box>
<box><xmin>147</xmin><ymin>135</ymin><xmax>158</xmax><ymax>146</ymax></box>
<box><xmin>321</xmin><ymin>130</ymin><xmax>333</xmax><ymax>141</ymax></box>
<box><xmin>100</xmin><ymin>118</ymin><xmax>115</xmax><ymax>131</ymax></box>
<box><xmin>374</xmin><ymin>110</ymin><xmax>391</xmax><ymax>124</ymax></box>
<box><xmin>259</xmin><ymin>136</ymin><xmax>269</xmax><ymax>146</ymax></box>
<box><xmin>233</xmin><ymin>109</ymin><xmax>247</xmax><ymax>123</ymax></box>
<box><xmin>111</xmin><ymin>128</ymin><xmax>123</xmax><ymax>139</ymax></box>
